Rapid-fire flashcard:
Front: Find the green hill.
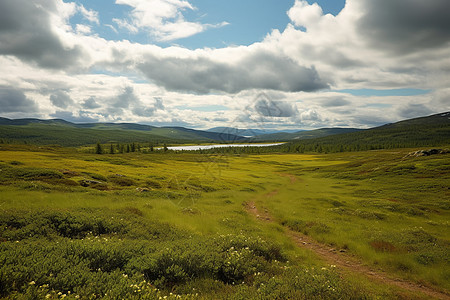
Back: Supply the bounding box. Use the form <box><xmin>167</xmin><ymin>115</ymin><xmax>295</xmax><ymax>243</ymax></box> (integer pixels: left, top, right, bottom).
<box><xmin>1</xmin><ymin>112</ymin><xmax>448</xmax><ymax>149</ymax></box>
<box><xmin>0</xmin><ymin>118</ymin><xmax>246</xmax><ymax>146</ymax></box>
<box><xmin>285</xmin><ymin>112</ymin><xmax>450</xmax><ymax>152</ymax></box>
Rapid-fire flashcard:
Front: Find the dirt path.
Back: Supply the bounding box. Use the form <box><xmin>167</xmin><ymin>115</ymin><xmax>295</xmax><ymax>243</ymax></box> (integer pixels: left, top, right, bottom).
<box><xmin>245</xmin><ymin>199</ymin><xmax>450</xmax><ymax>300</ymax></box>
<box><xmin>278</xmin><ymin>173</ymin><xmax>297</xmax><ymax>183</ymax></box>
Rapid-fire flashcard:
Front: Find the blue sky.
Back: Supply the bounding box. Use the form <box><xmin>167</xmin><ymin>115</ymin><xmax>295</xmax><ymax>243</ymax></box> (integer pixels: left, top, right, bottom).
<box><xmin>0</xmin><ymin>0</ymin><xmax>448</xmax><ymax>129</ymax></box>
<box><xmin>72</xmin><ymin>0</ymin><xmax>346</xmax><ymax>48</ymax></box>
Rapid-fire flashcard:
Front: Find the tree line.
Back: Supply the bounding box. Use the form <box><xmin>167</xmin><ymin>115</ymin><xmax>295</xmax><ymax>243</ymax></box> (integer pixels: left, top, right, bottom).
<box><xmin>94</xmin><ymin>142</ymin><xmax>169</xmax><ymax>154</ymax></box>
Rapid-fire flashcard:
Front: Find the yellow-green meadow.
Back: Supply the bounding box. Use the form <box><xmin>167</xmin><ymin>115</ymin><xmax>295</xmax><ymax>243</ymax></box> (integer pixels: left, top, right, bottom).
<box><xmin>0</xmin><ymin>144</ymin><xmax>448</xmax><ymax>299</ymax></box>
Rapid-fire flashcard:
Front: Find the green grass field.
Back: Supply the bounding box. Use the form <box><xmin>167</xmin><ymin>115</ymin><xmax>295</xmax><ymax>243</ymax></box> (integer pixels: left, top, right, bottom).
<box><xmin>0</xmin><ymin>144</ymin><xmax>448</xmax><ymax>299</ymax></box>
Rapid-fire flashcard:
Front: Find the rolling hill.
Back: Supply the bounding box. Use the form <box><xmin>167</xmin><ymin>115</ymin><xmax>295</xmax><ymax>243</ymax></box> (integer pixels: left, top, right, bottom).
<box><xmin>0</xmin><ymin>118</ymin><xmax>247</xmax><ymax>146</ymax></box>
<box><xmin>1</xmin><ymin>112</ymin><xmax>449</xmax><ymax>149</ymax></box>
<box><xmin>285</xmin><ymin>112</ymin><xmax>450</xmax><ymax>152</ymax></box>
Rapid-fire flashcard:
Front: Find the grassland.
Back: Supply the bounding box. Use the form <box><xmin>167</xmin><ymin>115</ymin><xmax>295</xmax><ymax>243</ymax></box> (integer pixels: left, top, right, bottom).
<box><xmin>0</xmin><ymin>144</ymin><xmax>449</xmax><ymax>299</ymax></box>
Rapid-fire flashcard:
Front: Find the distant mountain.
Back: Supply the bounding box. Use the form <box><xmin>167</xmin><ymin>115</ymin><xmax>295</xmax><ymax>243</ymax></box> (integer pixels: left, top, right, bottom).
<box><xmin>0</xmin><ymin>118</ymin><xmax>73</xmax><ymax>126</ymax></box>
<box><xmin>75</xmin><ymin>122</ymin><xmax>157</xmax><ymax>131</ymax></box>
<box><xmin>252</xmin><ymin>128</ymin><xmax>361</xmax><ymax>141</ymax></box>
<box><xmin>206</xmin><ymin>126</ymin><xmax>360</xmax><ymax>141</ymax></box>
<box><xmin>0</xmin><ymin>117</ymin><xmax>247</xmax><ymax>146</ymax></box>
<box><xmin>1</xmin><ymin>112</ymin><xmax>448</xmax><ymax>148</ymax></box>
<box><xmin>207</xmin><ymin>127</ymin><xmax>304</xmax><ymax>137</ymax></box>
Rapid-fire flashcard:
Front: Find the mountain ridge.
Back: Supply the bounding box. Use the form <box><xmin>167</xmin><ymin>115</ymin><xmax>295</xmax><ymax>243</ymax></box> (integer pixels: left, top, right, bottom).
<box><xmin>0</xmin><ymin>112</ymin><xmax>449</xmax><ymax>147</ymax></box>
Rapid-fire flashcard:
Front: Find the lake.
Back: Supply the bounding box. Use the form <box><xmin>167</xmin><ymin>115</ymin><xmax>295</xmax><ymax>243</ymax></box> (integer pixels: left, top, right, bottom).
<box><xmin>166</xmin><ymin>143</ymin><xmax>285</xmax><ymax>151</ymax></box>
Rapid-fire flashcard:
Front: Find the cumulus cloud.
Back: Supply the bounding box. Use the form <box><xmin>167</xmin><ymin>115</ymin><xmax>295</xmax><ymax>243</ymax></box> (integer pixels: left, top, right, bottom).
<box><xmin>0</xmin><ymin>87</ymin><xmax>38</xmax><ymax>113</ymax></box>
<box><xmin>0</xmin><ymin>0</ymin><xmax>449</xmax><ymax>129</ymax></box>
<box><xmin>322</xmin><ymin>98</ymin><xmax>351</xmax><ymax>107</ymax></box>
<box><xmin>357</xmin><ymin>0</ymin><xmax>450</xmax><ymax>53</ymax></box>
<box><xmin>114</xmin><ymin>0</ymin><xmax>228</xmax><ymax>41</ymax></box>
<box><xmin>136</xmin><ymin>50</ymin><xmax>328</xmax><ymax>93</ymax></box>
<box><xmin>108</xmin><ymin>86</ymin><xmax>165</xmax><ymax>117</ymax></box>
<box><xmin>82</xmin><ymin>97</ymin><xmax>101</xmax><ymax>109</ymax></box>
<box><xmin>50</xmin><ymin>90</ymin><xmax>74</xmax><ymax>109</ymax></box>
<box><xmin>300</xmin><ymin>109</ymin><xmax>321</xmax><ymax>122</ymax></box>
<box><xmin>76</xmin><ymin>24</ymin><xmax>92</xmax><ymax>35</ymax></box>
<box><xmin>154</xmin><ymin>97</ymin><xmax>165</xmax><ymax>110</ymax></box>
<box><xmin>398</xmin><ymin>103</ymin><xmax>433</xmax><ymax>119</ymax></box>
<box><xmin>271</xmin><ymin>0</ymin><xmax>450</xmax><ymax>92</ymax></box>
<box><xmin>77</xmin><ymin>4</ymin><xmax>99</xmax><ymax>25</ymax></box>
<box><xmin>113</xmin><ymin>86</ymin><xmax>138</xmax><ymax>109</ymax></box>
<box><xmin>133</xmin><ymin>96</ymin><xmax>165</xmax><ymax>117</ymax></box>
<box><xmin>288</xmin><ymin>0</ymin><xmax>323</xmax><ymax>29</ymax></box>
<box><xmin>0</xmin><ymin>0</ymin><xmax>85</xmax><ymax>69</ymax></box>
<box><xmin>253</xmin><ymin>93</ymin><xmax>298</xmax><ymax>118</ymax></box>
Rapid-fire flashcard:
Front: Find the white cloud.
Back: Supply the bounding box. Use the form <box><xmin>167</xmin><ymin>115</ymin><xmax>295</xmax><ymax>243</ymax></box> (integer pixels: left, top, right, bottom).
<box><xmin>0</xmin><ymin>0</ymin><xmax>449</xmax><ymax>129</ymax></box>
<box><xmin>113</xmin><ymin>17</ymin><xmax>139</xmax><ymax>33</ymax></box>
<box><xmin>0</xmin><ymin>86</ymin><xmax>39</xmax><ymax>113</ymax></box>
<box><xmin>288</xmin><ymin>0</ymin><xmax>323</xmax><ymax>29</ymax></box>
<box><xmin>50</xmin><ymin>90</ymin><xmax>74</xmax><ymax>109</ymax></box>
<box><xmin>77</xmin><ymin>4</ymin><xmax>99</xmax><ymax>25</ymax></box>
<box><xmin>0</xmin><ymin>0</ymin><xmax>85</xmax><ymax>69</ymax></box>
<box><xmin>105</xmin><ymin>24</ymin><xmax>119</xmax><ymax>34</ymax></box>
<box><xmin>114</xmin><ymin>0</ymin><xmax>228</xmax><ymax>41</ymax></box>
<box><xmin>76</xmin><ymin>24</ymin><xmax>91</xmax><ymax>34</ymax></box>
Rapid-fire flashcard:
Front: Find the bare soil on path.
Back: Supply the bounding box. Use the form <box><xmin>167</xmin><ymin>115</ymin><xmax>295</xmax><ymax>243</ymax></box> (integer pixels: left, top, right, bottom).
<box><xmin>245</xmin><ymin>193</ymin><xmax>450</xmax><ymax>300</ymax></box>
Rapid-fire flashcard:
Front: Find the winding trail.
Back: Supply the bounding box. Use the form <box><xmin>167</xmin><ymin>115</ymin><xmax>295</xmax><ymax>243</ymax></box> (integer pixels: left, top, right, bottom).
<box><xmin>245</xmin><ymin>186</ymin><xmax>450</xmax><ymax>300</ymax></box>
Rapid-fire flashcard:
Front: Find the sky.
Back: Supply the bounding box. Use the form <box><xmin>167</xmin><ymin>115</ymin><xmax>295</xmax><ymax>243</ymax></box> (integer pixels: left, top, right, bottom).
<box><xmin>0</xmin><ymin>0</ymin><xmax>449</xmax><ymax>130</ymax></box>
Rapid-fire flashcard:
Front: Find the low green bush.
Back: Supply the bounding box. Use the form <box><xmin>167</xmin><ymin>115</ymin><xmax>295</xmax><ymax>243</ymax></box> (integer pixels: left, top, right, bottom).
<box><xmin>108</xmin><ymin>175</ymin><xmax>136</xmax><ymax>187</ymax></box>
<box><xmin>3</xmin><ymin>209</ymin><xmax>363</xmax><ymax>299</ymax></box>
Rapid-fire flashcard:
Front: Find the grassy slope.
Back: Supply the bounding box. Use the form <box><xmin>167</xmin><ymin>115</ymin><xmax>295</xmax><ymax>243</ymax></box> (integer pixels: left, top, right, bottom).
<box><xmin>257</xmin><ymin>150</ymin><xmax>450</xmax><ymax>288</ymax></box>
<box><xmin>0</xmin><ymin>124</ymin><xmax>182</xmax><ymax>146</ymax></box>
<box><xmin>0</xmin><ymin>119</ymin><xmax>247</xmax><ymax>146</ymax></box>
<box><xmin>288</xmin><ymin>112</ymin><xmax>450</xmax><ymax>150</ymax></box>
<box><xmin>0</xmin><ymin>144</ymin><xmax>448</xmax><ymax>298</ymax></box>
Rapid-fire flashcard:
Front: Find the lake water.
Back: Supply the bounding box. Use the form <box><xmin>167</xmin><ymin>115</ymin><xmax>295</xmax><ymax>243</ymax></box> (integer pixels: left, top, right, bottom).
<box><xmin>166</xmin><ymin>143</ymin><xmax>285</xmax><ymax>151</ymax></box>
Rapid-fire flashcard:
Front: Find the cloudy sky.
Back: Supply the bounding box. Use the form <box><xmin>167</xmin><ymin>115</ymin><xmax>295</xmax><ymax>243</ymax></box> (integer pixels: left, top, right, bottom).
<box><xmin>0</xmin><ymin>0</ymin><xmax>449</xmax><ymax>130</ymax></box>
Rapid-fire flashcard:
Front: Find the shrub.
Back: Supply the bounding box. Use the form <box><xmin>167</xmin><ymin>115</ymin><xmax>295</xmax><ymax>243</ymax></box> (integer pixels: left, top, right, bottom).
<box><xmin>145</xmin><ymin>179</ymin><xmax>162</xmax><ymax>189</ymax></box>
<box><xmin>82</xmin><ymin>172</ymin><xmax>108</xmax><ymax>182</ymax></box>
<box><xmin>108</xmin><ymin>175</ymin><xmax>136</xmax><ymax>187</ymax></box>
<box><xmin>282</xmin><ymin>220</ymin><xmax>331</xmax><ymax>235</ymax></box>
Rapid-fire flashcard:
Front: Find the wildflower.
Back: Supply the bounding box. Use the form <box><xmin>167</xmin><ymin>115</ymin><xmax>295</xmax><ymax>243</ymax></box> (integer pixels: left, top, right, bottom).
<box><xmin>29</xmin><ymin>281</ymin><xmax>36</xmax><ymax>285</ymax></box>
<box><xmin>45</xmin><ymin>294</ymin><xmax>51</xmax><ymax>299</ymax></box>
